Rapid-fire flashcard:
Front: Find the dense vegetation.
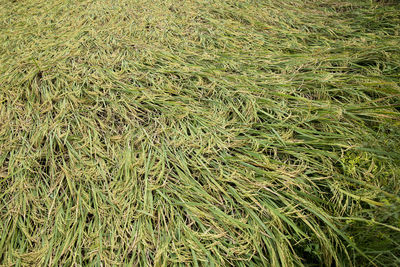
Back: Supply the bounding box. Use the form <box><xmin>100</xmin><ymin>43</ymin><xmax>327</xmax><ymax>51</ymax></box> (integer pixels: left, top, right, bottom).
<box><xmin>1</xmin><ymin>0</ymin><xmax>399</xmax><ymax>266</ymax></box>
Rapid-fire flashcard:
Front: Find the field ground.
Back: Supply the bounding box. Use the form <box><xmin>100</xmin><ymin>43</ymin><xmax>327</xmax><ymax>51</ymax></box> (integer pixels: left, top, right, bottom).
<box><xmin>1</xmin><ymin>0</ymin><xmax>400</xmax><ymax>266</ymax></box>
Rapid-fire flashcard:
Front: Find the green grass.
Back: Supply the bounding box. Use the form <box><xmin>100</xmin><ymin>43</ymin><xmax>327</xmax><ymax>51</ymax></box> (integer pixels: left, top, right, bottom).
<box><xmin>1</xmin><ymin>0</ymin><xmax>400</xmax><ymax>266</ymax></box>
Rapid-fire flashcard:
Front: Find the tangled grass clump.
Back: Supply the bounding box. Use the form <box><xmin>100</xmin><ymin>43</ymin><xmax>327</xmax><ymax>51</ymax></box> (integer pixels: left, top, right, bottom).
<box><xmin>1</xmin><ymin>0</ymin><xmax>400</xmax><ymax>266</ymax></box>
